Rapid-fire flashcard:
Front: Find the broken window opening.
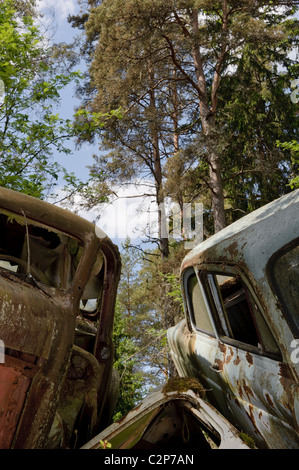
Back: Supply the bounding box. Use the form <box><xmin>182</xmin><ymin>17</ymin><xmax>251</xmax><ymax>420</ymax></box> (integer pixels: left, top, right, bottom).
<box><xmin>211</xmin><ymin>272</ymin><xmax>281</xmax><ymax>356</ymax></box>
<box><xmin>184</xmin><ymin>268</ymin><xmax>215</xmax><ymax>336</ymax></box>
<box><xmin>269</xmin><ymin>239</ymin><xmax>299</xmax><ymax>337</ymax></box>
<box><xmin>185</xmin><ymin>267</ymin><xmax>281</xmax><ymax>357</ymax></box>
<box><xmin>215</xmin><ymin>274</ymin><xmax>260</xmax><ymax>346</ymax></box>
<box><xmin>0</xmin><ymin>212</ymin><xmax>83</xmax><ymax>290</ymax></box>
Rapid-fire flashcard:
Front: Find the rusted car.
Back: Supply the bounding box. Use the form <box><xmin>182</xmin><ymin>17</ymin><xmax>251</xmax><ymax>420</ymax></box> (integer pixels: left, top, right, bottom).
<box><xmin>0</xmin><ymin>187</ymin><xmax>121</xmax><ymax>449</ymax></box>
<box><xmin>82</xmin><ymin>381</ymin><xmax>252</xmax><ymax>450</ymax></box>
<box><xmin>168</xmin><ymin>189</ymin><xmax>299</xmax><ymax>449</ymax></box>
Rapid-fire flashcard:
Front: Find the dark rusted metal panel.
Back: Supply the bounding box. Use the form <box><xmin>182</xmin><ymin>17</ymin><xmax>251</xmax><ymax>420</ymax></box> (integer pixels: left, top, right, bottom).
<box><xmin>0</xmin><ymin>187</ymin><xmax>121</xmax><ymax>448</ymax></box>
<box><xmin>0</xmin><ymin>355</ymin><xmax>38</xmax><ymax>448</ymax></box>
<box><xmin>82</xmin><ymin>389</ymin><xmax>251</xmax><ymax>449</ymax></box>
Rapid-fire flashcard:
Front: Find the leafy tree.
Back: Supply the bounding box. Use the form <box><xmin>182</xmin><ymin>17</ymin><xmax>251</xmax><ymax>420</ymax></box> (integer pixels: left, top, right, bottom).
<box><xmin>68</xmin><ymin>0</ymin><xmax>299</xmax><ymax>383</ymax></box>
<box><xmin>116</xmin><ymin>240</ymin><xmax>168</xmax><ymax>390</ymax></box>
<box><xmin>115</xmin><ymin>240</ymin><xmax>187</xmax><ymax>384</ymax></box>
<box><xmin>0</xmin><ymin>0</ymin><xmax>83</xmax><ymax>198</ymax></box>
<box><xmin>277</xmin><ymin>140</ymin><xmax>299</xmax><ymax>189</ymax></box>
<box><xmin>70</xmin><ymin>0</ymin><xmax>298</xmax><ymax>234</ymax></box>
<box><xmin>112</xmin><ymin>300</ymin><xmax>144</xmax><ymax>420</ymax></box>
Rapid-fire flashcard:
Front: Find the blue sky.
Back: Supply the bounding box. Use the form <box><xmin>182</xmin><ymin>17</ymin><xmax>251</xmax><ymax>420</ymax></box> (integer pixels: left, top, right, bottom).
<box><xmin>37</xmin><ymin>0</ymin><xmax>94</xmax><ymax>184</ymax></box>
<box><xmin>35</xmin><ymin>1</ymin><xmax>298</xmax><ymax>247</ymax></box>
<box><xmin>36</xmin><ymin>1</ymin><xmax>160</xmax><ymax>245</ymax></box>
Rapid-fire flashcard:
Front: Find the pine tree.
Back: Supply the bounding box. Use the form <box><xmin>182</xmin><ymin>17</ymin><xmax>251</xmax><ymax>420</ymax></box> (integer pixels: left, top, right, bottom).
<box><xmin>70</xmin><ymin>0</ymin><xmax>298</xmax><ymax>233</ymax></box>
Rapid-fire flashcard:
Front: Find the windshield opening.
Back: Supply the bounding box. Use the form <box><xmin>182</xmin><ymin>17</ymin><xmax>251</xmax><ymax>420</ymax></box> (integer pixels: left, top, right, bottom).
<box><xmin>269</xmin><ymin>239</ymin><xmax>299</xmax><ymax>335</ymax></box>
<box><xmin>0</xmin><ymin>211</ymin><xmax>83</xmax><ymax>289</ymax></box>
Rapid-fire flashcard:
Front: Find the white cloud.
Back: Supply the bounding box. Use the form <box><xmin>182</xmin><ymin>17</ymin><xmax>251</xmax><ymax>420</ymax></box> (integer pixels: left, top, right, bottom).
<box><xmin>51</xmin><ymin>181</ymin><xmax>159</xmax><ymax>243</ymax></box>
<box><xmin>37</xmin><ymin>0</ymin><xmax>77</xmax><ymax>22</ymax></box>
<box><xmin>50</xmin><ymin>181</ymin><xmax>204</xmax><ymax>248</ymax></box>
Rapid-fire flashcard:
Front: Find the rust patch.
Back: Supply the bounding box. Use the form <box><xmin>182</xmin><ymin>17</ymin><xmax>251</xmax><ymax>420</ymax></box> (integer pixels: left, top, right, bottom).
<box><xmin>226</xmin><ymin>241</ymin><xmax>239</xmax><ymax>259</ymax></box>
<box><xmin>218</xmin><ymin>341</ymin><xmax>227</xmax><ymax>354</ymax></box>
<box><xmin>279</xmin><ymin>362</ymin><xmax>293</xmax><ymax>379</ymax></box>
<box><xmin>225</xmin><ymin>347</ymin><xmax>234</xmax><ymax>364</ymax></box>
<box><xmin>235</xmin><ymin>398</ymin><xmax>241</xmax><ymax>408</ymax></box>
<box><xmin>279</xmin><ymin>363</ymin><xmax>294</xmax><ymax>392</ymax></box>
<box><xmin>245</xmin><ymin>352</ymin><xmax>253</xmax><ymax>365</ymax></box>
<box><xmin>0</xmin><ymin>363</ymin><xmax>32</xmax><ymax>448</ymax></box>
<box><xmin>243</xmin><ymin>380</ymin><xmax>254</xmax><ymax>400</ymax></box>
<box><xmin>241</xmin><ymin>241</ymin><xmax>248</xmax><ymax>250</ymax></box>
<box><xmin>233</xmin><ymin>355</ymin><xmax>241</xmax><ymax>366</ymax></box>
<box><xmin>265</xmin><ymin>393</ymin><xmax>275</xmax><ymax>408</ymax></box>
<box><xmin>246</xmin><ymin>404</ymin><xmax>257</xmax><ymax>430</ymax></box>
<box><xmin>214</xmin><ymin>358</ymin><xmax>224</xmax><ymax>371</ymax></box>
<box><xmin>237</xmin><ymin>380</ymin><xmax>244</xmax><ymax>400</ymax></box>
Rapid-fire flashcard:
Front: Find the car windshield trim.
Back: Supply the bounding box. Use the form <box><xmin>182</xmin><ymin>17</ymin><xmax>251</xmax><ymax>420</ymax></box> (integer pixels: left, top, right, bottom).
<box><xmin>268</xmin><ymin>237</ymin><xmax>299</xmax><ymax>338</ymax></box>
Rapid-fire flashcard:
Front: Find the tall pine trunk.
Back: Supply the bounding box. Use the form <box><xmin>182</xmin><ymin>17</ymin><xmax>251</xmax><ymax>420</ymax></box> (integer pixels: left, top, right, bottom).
<box><xmin>190</xmin><ymin>9</ymin><xmax>227</xmax><ymax>233</ymax></box>
<box><xmin>149</xmin><ymin>66</ymin><xmax>169</xmax><ymax>259</ymax></box>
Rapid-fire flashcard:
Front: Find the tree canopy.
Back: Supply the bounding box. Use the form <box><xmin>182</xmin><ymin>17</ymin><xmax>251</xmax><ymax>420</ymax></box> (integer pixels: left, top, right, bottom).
<box><xmin>70</xmin><ymin>0</ymin><xmax>299</xmax><ymax>236</ymax></box>
<box><xmin>0</xmin><ymin>0</ymin><xmax>82</xmax><ymax>198</ymax></box>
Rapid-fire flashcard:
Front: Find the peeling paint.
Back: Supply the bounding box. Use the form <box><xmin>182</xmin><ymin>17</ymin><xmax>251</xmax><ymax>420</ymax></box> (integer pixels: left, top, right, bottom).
<box><xmin>0</xmin><ymin>187</ymin><xmax>121</xmax><ymax>449</ymax></box>
<box><xmin>245</xmin><ymin>352</ymin><xmax>253</xmax><ymax>366</ymax></box>
<box><xmin>168</xmin><ymin>190</ymin><xmax>299</xmax><ymax>449</ymax></box>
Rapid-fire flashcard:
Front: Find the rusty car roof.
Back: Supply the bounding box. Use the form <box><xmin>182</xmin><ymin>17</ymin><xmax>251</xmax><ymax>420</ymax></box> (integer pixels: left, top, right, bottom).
<box><xmin>181</xmin><ymin>189</ymin><xmax>299</xmax><ymax>276</ymax></box>
<box><xmin>0</xmin><ymin>186</ymin><xmax>107</xmax><ymax>243</ymax></box>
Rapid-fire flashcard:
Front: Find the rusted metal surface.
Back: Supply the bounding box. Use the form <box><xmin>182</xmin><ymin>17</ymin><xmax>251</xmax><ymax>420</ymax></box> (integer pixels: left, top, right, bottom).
<box><xmin>0</xmin><ymin>187</ymin><xmax>121</xmax><ymax>448</ymax></box>
<box><xmin>168</xmin><ymin>190</ymin><xmax>299</xmax><ymax>449</ymax></box>
<box><xmin>81</xmin><ymin>388</ymin><xmax>251</xmax><ymax>449</ymax></box>
<box><xmin>0</xmin><ymin>355</ymin><xmax>37</xmax><ymax>448</ymax></box>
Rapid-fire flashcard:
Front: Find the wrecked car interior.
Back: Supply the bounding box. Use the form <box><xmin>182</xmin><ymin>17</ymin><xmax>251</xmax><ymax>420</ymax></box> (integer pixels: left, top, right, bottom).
<box><xmin>0</xmin><ymin>187</ymin><xmax>121</xmax><ymax>448</ymax></box>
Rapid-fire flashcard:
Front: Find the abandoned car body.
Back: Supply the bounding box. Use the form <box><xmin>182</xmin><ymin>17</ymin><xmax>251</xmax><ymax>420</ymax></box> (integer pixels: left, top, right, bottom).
<box><xmin>0</xmin><ymin>187</ymin><xmax>121</xmax><ymax>448</ymax></box>
<box><xmin>82</xmin><ymin>387</ymin><xmax>251</xmax><ymax>450</ymax></box>
<box><xmin>168</xmin><ymin>189</ymin><xmax>299</xmax><ymax>449</ymax></box>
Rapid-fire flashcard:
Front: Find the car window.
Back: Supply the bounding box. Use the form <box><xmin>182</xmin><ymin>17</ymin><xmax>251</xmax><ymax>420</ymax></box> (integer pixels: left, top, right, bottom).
<box><xmin>0</xmin><ymin>211</ymin><xmax>83</xmax><ymax>289</ymax></box>
<box><xmin>185</xmin><ymin>267</ymin><xmax>281</xmax><ymax>357</ymax></box>
<box><xmin>185</xmin><ymin>269</ymin><xmax>214</xmax><ymax>335</ymax></box>
<box><xmin>270</xmin><ymin>240</ymin><xmax>299</xmax><ymax>336</ymax></box>
<box><xmin>209</xmin><ymin>272</ymin><xmax>280</xmax><ymax>355</ymax></box>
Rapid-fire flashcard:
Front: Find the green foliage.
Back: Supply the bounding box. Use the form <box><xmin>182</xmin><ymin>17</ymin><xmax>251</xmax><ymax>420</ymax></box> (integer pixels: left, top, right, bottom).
<box><xmin>239</xmin><ymin>432</ymin><xmax>256</xmax><ymax>449</ymax></box>
<box><xmin>98</xmin><ymin>439</ymin><xmax>112</xmax><ymax>449</ymax></box>
<box><xmin>70</xmin><ymin>0</ymin><xmax>299</xmax><ymax>234</ymax></box>
<box><xmin>112</xmin><ymin>301</ymin><xmax>144</xmax><ymax>421</ymax></box>
<box><xmin>0</xmin><ymin>0</ymin><xmax>82</xmax><ymax>198</ymax></box>
<box><xmin>112</xmin><ymin>240</ymin><xmax>185</xmax><ymax>396</ymax></box>
<box><xmin>277</xmin><ymin>140</ymin><xmax>299</xmax><ymax>188</ymax></box>
<box><xmin>160</xmin><ymin>272</ymin><xmax>184</xmax><ymax>309</ymax></box>
<box><xmin>0</xmin><ymin>0</ymin><xmax>120</xmax><ymax>200</ymax></box>
<box><xmin>162</xmin><ymin>377</ymin><xmax>206</xmax><ymax>397</ymax></box>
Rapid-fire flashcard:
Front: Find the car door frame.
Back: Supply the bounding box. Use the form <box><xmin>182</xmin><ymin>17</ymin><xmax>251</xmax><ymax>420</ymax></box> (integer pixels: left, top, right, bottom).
<box><xmin>183</xmin><ymin>262</ymin><xmax>299</xmax><ymax>449</ymax></box>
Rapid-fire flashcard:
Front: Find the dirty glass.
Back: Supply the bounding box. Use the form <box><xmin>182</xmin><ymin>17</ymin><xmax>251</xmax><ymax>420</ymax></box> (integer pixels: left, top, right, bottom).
<box><xmin>185</xmin><ymin>270</ymin><xmax>214</xmax><ymax>334</ymax></box>
<box><xmin>0</xmin><ymin>212</ymin><xmax>83</xmax><ymax>289</ymax></box>
<box><xmin>272</xmin><ymin>242</ymin><xmax>299</xmax><ymax>334</ymax></box>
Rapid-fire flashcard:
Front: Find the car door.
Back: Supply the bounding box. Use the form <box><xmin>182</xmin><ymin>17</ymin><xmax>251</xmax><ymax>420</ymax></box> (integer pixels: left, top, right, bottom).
<box><xmin>181</xmin><ymin>265</ymin><xmax>299</xmax><ymax>449</ymax></box>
